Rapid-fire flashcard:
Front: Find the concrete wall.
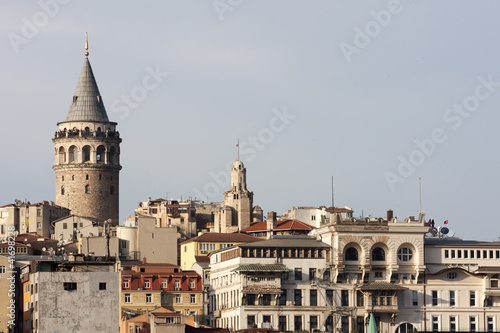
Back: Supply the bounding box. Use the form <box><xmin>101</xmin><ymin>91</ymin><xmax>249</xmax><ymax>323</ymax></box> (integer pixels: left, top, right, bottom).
<box><xmin>138</xmin><ymin>216</ymin><xmax>177</xmax><ymax>264</ymax></box>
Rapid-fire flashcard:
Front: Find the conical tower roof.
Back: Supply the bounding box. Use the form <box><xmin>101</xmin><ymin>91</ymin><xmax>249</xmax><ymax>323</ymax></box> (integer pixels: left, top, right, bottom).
<box><xmin>65</xmin><ymin>57</ymin><xmax>109</xmax><ymax>122</ymax></box>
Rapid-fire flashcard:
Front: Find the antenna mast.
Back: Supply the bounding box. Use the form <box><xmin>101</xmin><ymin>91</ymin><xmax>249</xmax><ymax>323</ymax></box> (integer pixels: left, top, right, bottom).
<box><xmin>419</xmin><ymin>177</ymin><xmax>422</xmax><ymax>213</ymax></box>
<box><xmin>331</xmin><ymin>176</ymin><xmax>334</xmax><ymax>208</ymax></box>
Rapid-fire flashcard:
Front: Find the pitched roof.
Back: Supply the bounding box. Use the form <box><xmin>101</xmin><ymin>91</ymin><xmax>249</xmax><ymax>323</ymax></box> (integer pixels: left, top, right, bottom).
<box><xmin>65</xmin><ymin>57</ymin><xmax>110</xmax><ymax>122</ymax></box>
<box><xmin>241</xmin><ymin>220</ymin><xmax>313</xmax><ymax>232</ymax></box>
<box><xmin>238</xmin><ymin>237</ymin><xmax>330</xmax><ymax>249</ymax></box>
<box><xmin>180</xmin><ymin>233</ymin><xmax>260</xmax><ymax>245</ymax></box>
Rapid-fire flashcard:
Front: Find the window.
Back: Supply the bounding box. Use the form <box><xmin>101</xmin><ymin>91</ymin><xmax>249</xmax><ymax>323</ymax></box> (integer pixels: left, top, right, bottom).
<box><xmin>63</xmin><ymin>222</ymin><xmax>67</xmax><ymax>229</ymax></box>
<box><xmin>444</xmin><ymin>249</ymin><xmax>449</xmax><ymax>258</ymax></box>
<box><xmin>146</xmin><ymin>294</ymin><xmax>152</xmax><ymax>303</ymax></box>
<box><xmin>323</xmin><ymin>269</ymin><xmax>331</xmax><ymax>281</ymax></box>
<box><xmin>432</xmin><ymin>290</ymin><xmax>438</xmax><ymax>306</ymax></box>
<box><xmin>449</xmin><ymin>290</ymin><xmax>455</xmax><ymax>306</ymax></box>
<box><xmin>247</xmin><ymin>315</ymin><xmax>256</xmax><ymax>328</ymax></box>
<box><xmin>279</xmin><ymin>290</ymin><xmax>286</xmax><ymax>305</ymax></box>
<box><xmin>470</xmin><ymin>291</ymin><xmax>476</xmax><ymax>306</ymax></box>
<box><xmin>432</xmin><ymin>316</ymin><xmax>439</xmax><ymax>332</ymax></box>
<box><xmin>341</xmin><ymin>290</ymin><xmax>349</xmax><ymax>306</ymax></box>
<box><xmin>83</xmin><ymin>146</ymin><xmax>91</xmax><ymax>162</ymax></box>
<box><xmin>487</xmin><ymin>316</ymin><xmax>494</xmax><ymax>332</ymax></box>
<box><xmin>310</xmin><ymin>316</ymin><xmax>318</xmax><ymax>331</ymax></box>
<box><xmin>63</xmin><ymin>282</ymin><xmax>77</xmax><ymax>291</ymax></box>
<box><xmin>294</xmin><ymin>289</ymin><xmax>302</xmax><ymax>306</ymax></box>
<box><xmin>294</xmin><ymin>316</ymin><xmax>302</xmax><ymax>331</ymax></box>
<box><xmin>294</xmin><ymin>268</ymin><xmax>302</xmax><ymax>280</ymax></box>
<box><xmin>470</xmin><ymin>316</ymin><xmax>477</xmax><ymax>332</ymax></box>
<box><xmin>99</xmin><ymin>282</ymin><xmax>106</xmax><ymax>290</ymax></box>
<box><xmin>0</xmin><ymin>266</ymin><xmax>5</xmax><ymax>274</ymax></box>
<box><xmin>345</xmin><ymin>247</ymin><xmax>359</xmax><ymax>261</ymax></box>
<box><xmin>144</xmin><ymin>279</ymin><xmax>150</xmax><ymax>289</ymax></box>
<box><xmin>190</xmin><ymin>294</ymin><xmax>196</xmax><ymax>304</ymax></box>
<box><xmin>279</xmin><ymin>316</ymin><xmax>287</xmax><ymax>331</ymax></box>
<box><xmin>357</xmin><ymin>290</ymin><xmax>364</xmax><ymax>306</ymax></box>
<box><xmin>174</xmin><ymin>279</ymin><xmax>180</xmax><ymax>290</ymax></box>
<box><xmin>310</xmin><ymin>290</ymin><xmax>317</xmax><ymax>306</ymax></box>
<box><xmin>123</xmin><ymin>280</ymin><xmax>129</xmax><ymax>288</ymax></box>
<box><xmin>110</xmin><ymin>186</ymin><xmax>114</xmax><ymax>195</ymax></box>
<box><xmin>491</xmin><ymin>274</ymin><xmax>499</xmax><ymax>288</ymax></box>
<box><xmin>341</xmin><ymin>316</ymin><xmax>349</xmax><ymax>333</ymax></box>
<box><xmin>447</xmin><ymin>272</ymin><xmax>458</xmax><ymax>280</ymax></box>
<box><xmin>25</xmin><ymin>301</ymin><xmax>29</xmax><ymax>311</ymax></box>
<box><xmin>326</xmin><ymin>316</ymin><xmax>334</xmax><ymax>332</ymax></box>
<box><xmin>372</xmin><ymin>247</ymin><xmax>385</xmax><ymax>261</ymax></box>
<box><xmin>61</xmin><ymin>186</ymin><xmax>65</xmax><ymax>195</ymax></box>
<box><xmin>263</xmin><ymin>294</ymin><xmax>271</xmax><ymax>305</ymax></box>
<box><xmin>247</xmin><ymin>294</ymin><xmax>255</xmax><ymax>305</ymax></box>
<box><xmin>189</xmin><ymin>279</ymin><xmax>195</xmax><ymax>289</ymax></box>
<box><xmin>85</xmin><ymin>185</ymin><xmax>90</xmax><ymax>194</ymax></box>
<box><xmin>175</xmin><ymin>295</ymin><xmax>181</xmax><ymax>304</ymax></box>
<box><xmin>125</xmin><ymin>293</ymin><xmax>131</xmax><ymax>303</ymax></box>
<box><xmin>412</xmin><ymin>291</ymin><xmax>418</xmax><ymax>306</ymax></box>
<box><xmin>161</xmin><ymin>279</ymin><xmax>167</xmax><ymax>288</ymax></box>
<box><xmin>450</xmin><ymin>316</ymin><xmax>456</xmax><ymax>332</ymax></box>
<box><xmin>375</xmin><ymin>271</ymin><xmax>383</xmax><ymax>278</ymax></box>
<box><xmin>326</xmin><ymin>289</ymin><xmax>333</xmax><ymax>305</ymax></box>
<box><xmin>397</xmin><ymin>247</ymin><xmax>413</xmax><ymax>261</ymax></box>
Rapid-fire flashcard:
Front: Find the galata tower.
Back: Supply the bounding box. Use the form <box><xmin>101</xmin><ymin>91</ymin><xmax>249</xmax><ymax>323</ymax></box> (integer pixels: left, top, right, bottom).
<box><xmin>53</xmin><ymin>36</ymin><xmax>122</xmax><ymax>225</ymax></box>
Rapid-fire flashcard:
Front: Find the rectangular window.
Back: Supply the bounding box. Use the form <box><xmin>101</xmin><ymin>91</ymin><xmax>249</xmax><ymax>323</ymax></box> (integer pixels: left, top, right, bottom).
<box><xmin>444</xmin><ymin>249</ymin><xmax>449</xmax><ymax>258</ymax></box>
<box><xmin>449</xmin><ymin>290</ymin><xmax>455</xmax><ymax>306</ymax></box>
<box><xmin>471</xmin><ymin>250</ymin><xmax>475</xmax><ymax>258</ymax></box>
<box><xmin>451</xmin><ymin>250</ymin><xmax>455</xmax><ymax>258</ymax></box>
<box><xmin>357</xmin><ymin>317</ymin><xmax>364</xmax><ymax>333</ymax></box>
<box><xmin>484</xmin><ymin>250</ymin><xmax>488</xmax><ymax>259</ymax></box>
<box><xmin>342</xmin><ymin>316</ymin><xmax>349</xmax><ymax>333</ymax></box>
<box><xmin>161</xmin><ymin>279</ymin><xmax>167</xmax><ymax>288</ymax></box>
<box><xmin>294</xmin><ymin>289</ymin><xmax>302</xmax><ymax>306</ymax></box>
<box><xmin>37</xmin><ymin>222</ymin><xmax>41</xmax><ymax>228</ymax></box>
<box><xmin>490</xmin><ymin>250</ymin><xmax>494</xmax><ymax>259</ymax></box>
<box><xmin>174</xmin><ymin>279</ymin><xmax>180</xmax><ymax>290</ymax></box>
<box><xmin>279</xmin><ymin>290</ymin><xmax>286</xmax><ymax>305</ymax></box>
<box><xmin>247</xmin><ymin>315</ymin><xmax>255</xmax><ymax>328</ymax></box>
<box><xmin>341</xmin><ymin>290</ymin><xmax>349</xmax><ymax>306</ymax></box>
<box><xmin>24</xmin><ymin>283</ymin><xmax>29</xmax><ymax>293</ymax></box>
<box><xmin>470</xmin><ymin>316</ymin><xmax>477</xmax><ymax>332</ymax></box>
<box><xmin>0</xmin><ymin>266</ymin><xmax>5</xmax><ymax>274</ymax></box>
<box><xmin>450</xmin><ymin>316</ymin><xmax>456</xmax><ymax>332</ymax></box>
<box><xmin>146</xmin><ymin>294</ymin><xmax>152</xmax><ymax>303</ymax></box>
<box><xmin>190</xmin><ymin>294</ymin><xmax>196</xmax><ymax>304</ymax></box>
<box><xmin>189</xmin><ymin>279</ymin><xmax>195</xmax><ymax>289</ymax></box>
<box><xmin>432</xmin><ymin>316</ymin><xmax>439</xmax><ymax>332</ymax></box>
<box><xmin>63</xmin><ymin>282</ymin><xmax>77</xmax><ymax>291</ymax></box>
<box><xmin>144</xmin><ymin>280</ymin><xmax>150</xmax><ymax>289</ymax></box>
<box><xmin>375</xmin><ymin>271</ymin><xmax>383</xmax><ymax>278</ymax></box>
<box><xmin>295</xmin><ymin>268</ymin><xmax>302</xmax><ymax>280</ymax></box>
<box><xmin>25</xmin><ymin>301</ymin><xmax>29</xmax><ymax>311</ymax></box>
<box><xmin>457</xmin><ymin>250</ymin><xmax>462</xmax><ymax>258</ymax></box>
<box><xmin>412</xmin><ymin>291</ymin><xmax>418</xmax><ymax>306</ymax></box>
<box><xmin>310</xmin><ymin>316</ymin><xmax>318</xmax><ymax>330</ymax></box>
<box><xmin>357</xmin><ymin>290</ymin><xmax>364</xmax><ymax>307</ymax></box>
<box><xmin>323</xmin><ymin>269</ymin><xmax>331</xmax><ymax>281</ymax></box>
<box><xmin>263</xmin><ymin>294</ymin><xmax>271</xmax><ymax>306</ymax></box>
<box><xmin>487</xmin><ymin>316</ymin><xmax>494</xmax><ymax>332</ymax></box>
<box><xmin>279</xmin><ymin>316</ymin><xmax>287</xmax><ymax>331</ymax></box>
<box><xmin>326</xmin><ymin>289</ymin><xmax>334</xmax><ymax>305</ymax></box>
<box><xmin>464</xmin><ymin>250</ymin><xmax>468</xmax><ymax>258</ymax></box>
<box><xmin>309</xmin><ymin>268</ymin><xmax>316</xmax><ymax>280</ymax></box>
<box><xmin>294</xmin><ymin>316</ymin><xmax>302</xmax><ymax>331</ymax></box>
<box><xmin>124</xmin><ymin>293</ymin><xmax>131</xmax><ymax>303</ymax></box>
<box><xmin>247</xmin><ymin>294</ymin><xmax>255</xmax><ymax>306</ymax></box>
<box><xmin>175</xmin><ymin>295</ymin><xmax>181</xmax><ymax>304</ymax></box>
<box><xmin>63</xmin><ymin>223</ymin><xmax>67</xmax><ymax>229</ymax></box>
<box><xmin>432</xmin><ymin>290</ymin><xmax>438</xmax><ymax>306</ymax></box>
<box><xmin>99</xmin><ymin>282</ymin><xmax>106</xmax><ymax>290</ymax></box>
<box><xmin>477</xmin><ymin>250</ymin><xmax>481</xmax><ymax>258</ymax></box>
<box><xmin>123</xmin><ymin>280</ymin><xmax>129</xmax><ymax>289</ymax></box>
<box><xmin>310</xmin><ymin>290</ymin><xmax>317</xmax><ymax>306</ymax></box>
<box><xmin>470</xmin><ymin>291</ymin><xmax>476</xmax><ymax>306</ymax></box>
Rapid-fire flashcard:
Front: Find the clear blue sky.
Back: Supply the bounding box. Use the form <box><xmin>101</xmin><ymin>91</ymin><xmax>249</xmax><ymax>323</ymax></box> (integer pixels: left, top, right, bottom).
<box><xmin>2</xmin><ymin>1</ymin><xmax>500</xmax><ymax>241</ymax></box>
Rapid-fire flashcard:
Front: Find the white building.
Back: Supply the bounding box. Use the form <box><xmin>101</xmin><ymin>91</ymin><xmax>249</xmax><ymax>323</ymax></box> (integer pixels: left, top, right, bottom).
<box><xmin>282</xmin><ymin>206</ymin><xmax>353</xmax><ymax>228</ymax></box>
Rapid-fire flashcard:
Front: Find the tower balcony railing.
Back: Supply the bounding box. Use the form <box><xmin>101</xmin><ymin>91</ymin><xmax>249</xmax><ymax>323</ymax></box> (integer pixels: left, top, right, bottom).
<box><xmin>54</xmin><ymin>130</ymin><xmax>120</xmax><ymax>139</ymax></box>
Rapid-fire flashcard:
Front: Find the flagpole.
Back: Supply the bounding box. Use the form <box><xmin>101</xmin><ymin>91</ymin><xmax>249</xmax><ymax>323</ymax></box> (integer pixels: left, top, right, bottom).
<box><xmin>419</xmin><ymin>177</ymin><xmax>422</xmax><ymax>213</ymax></box>
<box><xmin>237</xmin><ymin>138</ymin><xmax>240</xmax><ymax>161</ymax></box>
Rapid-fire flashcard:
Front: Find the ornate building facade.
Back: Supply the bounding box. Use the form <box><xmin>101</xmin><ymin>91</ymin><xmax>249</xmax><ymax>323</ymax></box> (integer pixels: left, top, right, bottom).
<box><xmin>53</xmin><ymin>43</ymin><xmax>121</xmax><ymax>225</ymax></box>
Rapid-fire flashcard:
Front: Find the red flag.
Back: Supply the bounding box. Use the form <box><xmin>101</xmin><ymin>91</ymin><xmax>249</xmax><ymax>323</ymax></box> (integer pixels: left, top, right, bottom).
<box><xmin>236</xmin><ymin>144</ymin><xmax>239</xmax><ymax>147</ymax></box>
<box><xmin>444</xmin><ymin>220</ymin><xmax>448</xmax><ymax>224</ymax></box>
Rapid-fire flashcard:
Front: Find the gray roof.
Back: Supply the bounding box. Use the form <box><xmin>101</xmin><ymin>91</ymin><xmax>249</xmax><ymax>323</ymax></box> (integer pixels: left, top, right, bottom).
<box><xmin>238</xmin><ymin>237</ymin><xmax>330</xmax><ymax>249</ymax></box>
<box><xmin>233</xmin><ymin>264</ymin><xmax>291</xmax><ymax>272</ymax></box>
<box><xmin>360</xmin><ymin>282</ymin><xmax>407</xmax><ymax>291</ymax></box>
<box><xmin>425</xmin><ymin>238</ymin><xmax>500</xmax><ymax>246</ymax></box>
<box><xmin>65</xmin><ymin>57</ymin><xmax>109</xmax><ymax>122</ymax></box>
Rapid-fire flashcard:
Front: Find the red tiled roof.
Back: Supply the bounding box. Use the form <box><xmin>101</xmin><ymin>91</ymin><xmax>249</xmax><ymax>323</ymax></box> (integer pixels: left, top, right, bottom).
<box><xmin>241</xmin><ymin>220</ymin><xmax>313</xmax><ymax>232</ymax></box>
<box><xmin>180</xmin><ymin>233</ymin><xmax>260</xmax><ymax>245</ymax></box>
<box><xmin>195</xmin><ymin>256</ymin><xmax>211</xmax><ymax>263</ymax></box>
<box><xmin>0</xmin><ymin>204</ymin><xmax>15</xmax><ymax>208</ymax></box>
<box><xmin>15</xmin><ymin>234</ymin><xmax>54</xmax><ymax>242</ymax></box>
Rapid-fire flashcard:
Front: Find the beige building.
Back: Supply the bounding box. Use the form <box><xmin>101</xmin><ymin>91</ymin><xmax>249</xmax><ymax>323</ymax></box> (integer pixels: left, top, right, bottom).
<box><xmin>214</xmin><ymin>161</ymin><xmax>255</xmax><ymax>233</ymax></box>
<box><xmin>53</xmin><ymin>45</ymin><xmax>122</xmax><ymax>225</ymax></box>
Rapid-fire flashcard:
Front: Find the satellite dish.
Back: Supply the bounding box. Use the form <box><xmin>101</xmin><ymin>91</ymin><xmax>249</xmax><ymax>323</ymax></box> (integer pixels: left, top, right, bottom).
<box><xmin>429</xmin><ymin>227</ymin><xmax>438</xmax><ymax>235</ymax></box>
<box><xmin>320</xmin><ymin>326</ymin><xmax>326</xmax><ymax>332</ymax></box>
<box><xmin>441</xmin><ymin>227</ymin><xmax>449</xmax><ymax>235</ymax></box>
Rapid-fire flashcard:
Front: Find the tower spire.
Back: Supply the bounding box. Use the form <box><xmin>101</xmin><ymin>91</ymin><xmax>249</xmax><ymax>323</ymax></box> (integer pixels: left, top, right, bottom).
<box><xmin>85</xmin><ymin>32</ymin><xmax>89</xmax><ymax>57</ymax></box>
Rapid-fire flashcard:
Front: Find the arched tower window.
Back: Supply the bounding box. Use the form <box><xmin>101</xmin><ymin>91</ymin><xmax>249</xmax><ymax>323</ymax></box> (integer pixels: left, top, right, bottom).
<box><xmin>85</xmin><ymin>185</ymin><xmax>90</xmax><ymax>194</ymax></box>
<box><xmin>82</xmin><ymin>146</ymin><xmax>91</xmax><ymax>162</ymax></box>
<box><xmin>345</xmin><ymin>247</ymin><xmax>359</xmax><ymax>261</ymax></box>
<box><xmin>61</xmin><ymin>186</ymin><xmax>65</xmax><ymax>195</ymax></box>
<box><xmin>372</xmin><ymin>247</ymin><xmax>386</xmax><ymax>261</ymax></box>
<box><xmin>109</xmin><ymin>146</ymin><xmax>117</xmax><ymax>164</ymax></box>
<box><xmin>58</xmin><ymin>147</ymin><xmax>66</xmax><ymax>164</ymax></box>
<box><xmin>69</xmin><ymin>145</ymin><xmax>78</xmax><ymax>163</ymax></box>
<box><xmin>86</xmin><ymin>174</ymin><xmax>89</xmax><ymax>180</ymax></box>
<box><xmin>110</xmin><ymin>186</ymin><xmax>114</xmax><ymax>195</ymax></box>
<box><xmin>96</xmin><ymin>145</ymin><xmax>105</xmax><ymax>163</ymax></box>
<box><xmin>72</xmin><ymin>175</ymin><xmax>75</xmax><ymax>181</ymax></box>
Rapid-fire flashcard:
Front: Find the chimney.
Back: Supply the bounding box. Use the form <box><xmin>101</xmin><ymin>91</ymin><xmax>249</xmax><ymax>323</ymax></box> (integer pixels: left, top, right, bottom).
<box><xmin>267</xmin><ymin>212</ymin><xmax>277</xmax><ymax>230</ymax></box>
<box><xmin>387</xmin><ymin>209</ymin><xmax>393</xmax><ymax>221</ymax></box>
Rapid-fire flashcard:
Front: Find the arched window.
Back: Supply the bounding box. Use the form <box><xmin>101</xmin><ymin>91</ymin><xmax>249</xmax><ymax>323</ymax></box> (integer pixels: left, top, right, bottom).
<box><xmin>85</xmin><ymin>185</ymin><xmax>90</xmax><ymax>194</ymax></box>
<box><xmin>82</xmin><ymin>146</ymin><xmax>91</xmax><ymax>162</ymax></box>
<box><xmin>72</xmin><ymin>175</ymin><xmax>75</xmax><ymax>181</ymax></box>
<box><xmin>84</xmin><ymin>127</ymin><xmax>90</xmax><ymax>132</ymax></box>
<box><xmin>61</xmin><ymin>186</ymin><xmax>65</xmax><ymax>195</ymax></box>
<box><xmin>96</xmin><ymin>145</ymin><xmax>105</xmax><ymax>163</ymax></box>
<box><xmin>345</xmin><ymin>247</ymin><xmax>358</xmax><ymax>261</ymax></box>
<box><xmin>86</xmin><ymin>174</ymin><xmax>89</xmax><ymax>180</ymax></box>
<box><xmin>398</xmin><ymin>247</ymin><xmax>413</xmax><ymax>262</ymax></box>
<box><xmin>69</xmin><ymin>145</ymin><xmax>78</xmax><ymax>163</ymax></box>
<box><xmin>395</xmin><ymin>323</ymin><xmax>416</xmax><ymax>333</ymax></box>
<box><xmin>58</xmin><ymin>147</ymin><xmax>66</xmax><ymax>164</ymax></box>
<box><xmin>110</xmin><ymin>186</ymin><xmax>114</xmax><ymax>195</ymax></box>
<box><xmin>372</xmin><ymin>247</ymin><xmax>385</xmax><ymax>261</ymax></box>
<box><xmin>109</xmin><ymin>146</ymin><xmax>117</xmax><ymax>164</ymax></box>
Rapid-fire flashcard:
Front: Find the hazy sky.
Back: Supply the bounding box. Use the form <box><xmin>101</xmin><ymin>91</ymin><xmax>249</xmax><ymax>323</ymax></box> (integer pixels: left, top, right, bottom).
<box><xmin>2</xmin><ymin>1</ymin><xmax>500</xmax><ymax>241</ymax></box>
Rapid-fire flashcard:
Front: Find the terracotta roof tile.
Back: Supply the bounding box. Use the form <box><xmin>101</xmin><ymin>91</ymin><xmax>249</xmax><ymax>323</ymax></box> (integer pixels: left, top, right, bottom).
<box><xmin>180</xmin><ymin>233</ymin><xmax>260</xmax><ymax>245</ymax></box>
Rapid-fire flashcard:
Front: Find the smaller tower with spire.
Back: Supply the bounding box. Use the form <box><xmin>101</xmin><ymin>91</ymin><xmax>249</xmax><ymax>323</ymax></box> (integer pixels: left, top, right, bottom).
<box><xmin>53</xmin><ymin>35</ymin><xmax>122</xmax><ymax>225</ymax></box>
